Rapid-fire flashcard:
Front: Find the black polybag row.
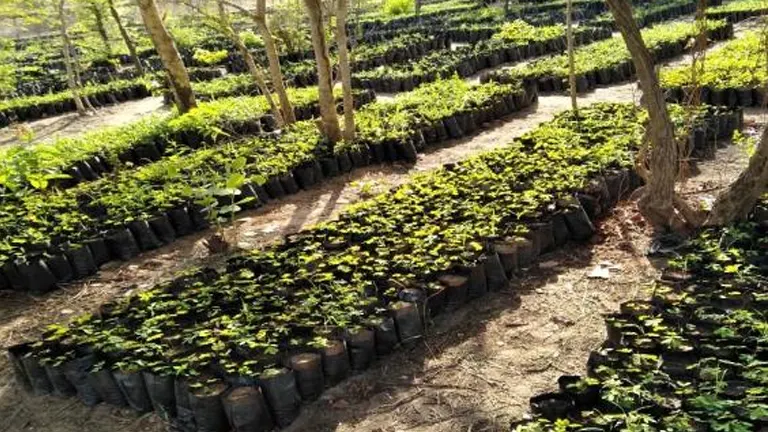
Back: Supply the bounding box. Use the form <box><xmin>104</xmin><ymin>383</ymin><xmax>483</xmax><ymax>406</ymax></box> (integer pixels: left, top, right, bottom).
<box><xmin>353</xmin><ymin>26</ymin><xmax>613</xmax><ymax>94</ymax></box>
<box><xmin>665</xmin><ymin>84</ymin><xmax>768</xmax><ymax>109</ymax></box>
<box><xmin>483</xmin><ymin>22</ymin><xmax>735</xmax><ymax>95</ymax></box>
<box><xmin>50</xmin><ymin>90</ymin><xmax>375</xmax><ymax>192</ymax></box>
<box><xmin>5</xmin><ymin>108</ymin><xmax>742</xmax><ymax>430</ymax></box>
<box><xmin>0</xmin><ymin>91</ymin><xmax>375</xmax><ymax>296</ymax></box>
<box><xmin>2</xmin><ymin>168</ymin><xmax>637</xmax><ymax>432</ymax></box>
<box><xmin>0</xmin><ymin>82</ymin><xmax>537</xmax><ymax>297</ymax></box>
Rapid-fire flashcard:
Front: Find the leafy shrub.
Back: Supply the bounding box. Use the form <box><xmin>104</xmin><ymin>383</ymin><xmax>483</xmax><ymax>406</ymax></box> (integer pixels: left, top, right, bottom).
<box><xmin>383</xmin><ymin>0</ymin><xmax>415</xmax><ymax>16</ymax></box>
<box><xmin>239</xmin><ymin>30</ymin><xmax>263</xmax><ymax>49</ymax></box>
<box><xmin>193</xmin><ymin>48</ymin><xmax>229</xmax><ymax>66</ymax></box>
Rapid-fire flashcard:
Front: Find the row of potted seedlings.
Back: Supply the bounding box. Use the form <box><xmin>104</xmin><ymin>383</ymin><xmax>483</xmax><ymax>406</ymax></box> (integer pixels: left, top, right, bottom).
<box><xmin>590</xmin><ymin>0</ymin><xmax>722</xmax><ymax>30</ymax></box>
<box><xmin>352</xmin><ymin>23</ymin><xmax>613</xmax><ymax>93</ymax></box>
<box><xmin>0</xmin><ymin>87</ymin><xmax>367</xmax><ymax>197</ymax></box>
<box><xmin>350</xmin><ymin>0</ymin><xmax>477</xmax><ymax>33</ymax></box>
<box><xmin>481</xmin><ymin>20</ymin><xmax>734</xmax><ymax>94</ymax></box>
<box><xmin>0</xmin><ymin>78</ymin><xmax>154</xmax><ymax>129</ymax></box>
<box><xmin>187</xmin><ymin>33</ymin><xmax>452</xmax><ymax>102</ymax></box>
<box><xmin>511</xmin><ymin>213</ymin><xmax>768</xmax><ymax>431</ymax></box>
<box><xmin>0</xmin><ymin>78</ymin><xmax>536</xmax><ymax>296</ymax></box>
<box><xmin>705</xmin><ymin>0</ymin><xmax>768</xmax><ymax>23</ymax></box>
<box><xmin>5</xmin><ymin>102</ymin><xmax>741</xmax><ymax>431</ymax></box>
<box><xmin>661</xmin><ymin>30</ymin><xmax>767</xmax><ymax>108</ymax></box>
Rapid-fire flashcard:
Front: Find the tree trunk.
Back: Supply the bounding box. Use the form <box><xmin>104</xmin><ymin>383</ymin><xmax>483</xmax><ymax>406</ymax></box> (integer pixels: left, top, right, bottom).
<box><xmin>688</xmin><ymin>0</ymin><xmax>708</xmax><ymax>106</ymax></box>
<box><xmin>237</xmin><ymin>39</ymin><xmax>285</xmax><ymax>125</ymax></box>
<box><xmin>58</xmin><ymin>0</ymin><xmax>87</xmax><ymax>115</ymax></box>
<box><xmin>303</xmin><ymin>0</ymin><xmax>342</xmax><ymax>142</ymax></box>
<box><xmin>72</xmin><ymin>44</ymin><xmax>96</xmax><ymax>111</ymax></box>
<box><xmin>215</xmin><ymin>0</ymin><xmax>284</xmax><ymax>125</ymax></box>
<box><xmin>108</xmin><ymin>0</ymin><xmax>145</xmax><ymax>75</ymax></box>
<box><xmin>335</xmin><ymin>0</ymin><xmax>355</xmax><ymax>141</ymax></box>
<box><xmin>90</xmin><ymin>3</ymin><xmax>112</xmax><ymax>54</ymax></box>
<box><xmin>566</xmin><ymin>0</ymin><xmax>577</xmax><ymax>114</ymax></box>
<box><xmin>416</xmin><ymin>0</ymin><xmax>422</xmax><ymax>17</ymax></box>
<box><xmin>137</xmin><ymin>0</ymin><xmax>195</xmax><ymax>113</ymax></box>
<box><xmin>254</xmin><ymin>0</ymin><xmax>296</xmax><ymax>124</ymax></box>
<box><xmin>607</xmin><ymin>0</ymin><xmax>680</xmax><ymax>230</ymax></box>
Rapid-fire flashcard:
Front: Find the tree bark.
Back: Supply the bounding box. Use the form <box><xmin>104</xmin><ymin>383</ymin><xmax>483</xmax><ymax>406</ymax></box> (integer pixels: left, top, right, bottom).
<box><xmin>109</xmin><ymin>0</ymin><xmax>145</xmax><ymax>75</ymax></box>
<box><xmin>335</xmin><ymin>0</ymin><xmax>355</xmax><ymax>141</ymax></box>
<box><xmin>254</xmin><ymin>0</ymin><xmax>296</xmax><ymax>124</ymax></box>
<box><xmin>89</xmin><ymin>2</ymin><xmax>112</xmax><ymax>54</ymax></box>
<box><xmin>566</xmin><ymin>0</ymin><xmax>577</xmax><ymax>114</ymax></box>
<box><xmin>137</xmin><ymin>0</ymin><xmax>196</xmax><ymax>113</ymax></box>
<box><xmin>303</xmin><ymin>0</ymin><xmax>342</xmax><ymax>142</ymax></box>
<box><xmin>58</xmin><ymin>0</ymin><xmax>87</xmax><ymax>115</ymax></box>
<box><xmin>607</xmin><ymin>0</ymin><xmax>679</xmax><ymax>230</ymax></box>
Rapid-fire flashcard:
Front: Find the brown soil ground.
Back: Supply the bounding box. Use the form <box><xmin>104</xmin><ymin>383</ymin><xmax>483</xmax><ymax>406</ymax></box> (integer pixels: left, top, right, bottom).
<box><xmin>0</xmin><ymin>97</ymin><xmax>168</xmax><ymax>149</ymax></box>
<box><xmin>0</xmin><ymin>29</ymin><xmax>764</xmax><ymax>432</ymax></box>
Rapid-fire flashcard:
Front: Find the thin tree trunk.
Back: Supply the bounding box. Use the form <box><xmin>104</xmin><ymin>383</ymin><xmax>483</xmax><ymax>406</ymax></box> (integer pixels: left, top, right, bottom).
<box><xmin>221</xmin><ymin>0</ymin><xmax>297</xmax><ymax>124</ymax></box>
<box><xmin>72</xmin><ymin>46</ymin><xmax>96</xmax><ymax>110</ymax></box>
<box><xmin>689</xmin><ymin>0</ymin><xmax>708</xmax><ymax>106</ymax></box>
<box><xmin>108</xmin><ymin>0</ymin><xmax>145</xmax><ymax>75</ymax></box>
<box><xmin>606</xmin><ymin>0</ymin><xmax>680</xmax><ymax>229</ymax></box>
<box><xmin>236</xmin><ymin>39</ymin><xmax>284</xmax><ymax>125</ymax></box>
<box><xmin>89</xmin><ymin>3</ymin><xmax>112</xmax><ymax>54</ymax></box>
<box><xmin>58</xmin><ymin>0</ymin><xmax>87</xmax><ymax>115</ymax></box>
<box><xmin>303</xmin><ymin>0</ymin><xmax>342</xmax><ymax>142</ymax></box>
<box><xmin>566</xmin><ymin>0</ymin><xmax>577</xmax><ymax>115</ymax></box>
<box><xmin>254</xmin><ymin>0</ymin><xmax>296</xmax><ymax>124</ymax></box>
<box><xmin>335</xmin><ymin>0</ymin><xmax>355</xmax><ymax>141</ymax></box>
<box><xmin>215</xmin><ymin>0</ymin><xmax>284</xmax><ymax>125</ymax></box>
<box><xmin>137</xmin><ymin>0</ymin><xmax>196</xmax><ymax>113</ymax></box>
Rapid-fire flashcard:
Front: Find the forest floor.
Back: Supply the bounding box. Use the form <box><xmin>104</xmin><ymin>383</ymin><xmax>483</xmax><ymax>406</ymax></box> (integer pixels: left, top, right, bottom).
<box><xmin>0</xmin><ymin>23</ymin><xmax>764</xmax><ymax>432</ymax></box>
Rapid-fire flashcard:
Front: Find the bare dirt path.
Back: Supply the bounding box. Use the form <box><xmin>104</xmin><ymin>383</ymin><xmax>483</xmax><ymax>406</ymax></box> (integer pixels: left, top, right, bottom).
<box><xmin>0</xmin><ymin>97</ymin><xmax>168</xmax><ymax>149</ymax></box>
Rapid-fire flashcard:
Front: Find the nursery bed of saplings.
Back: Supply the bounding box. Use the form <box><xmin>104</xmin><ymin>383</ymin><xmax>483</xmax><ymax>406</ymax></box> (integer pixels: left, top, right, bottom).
<box><xmin>190</xmin><ymin>33</ymin><xmax>451</xmax><ymax>101</ymax></box>
<box><xmin>706</xmin><ymin>0</ymin><xmax>768</xmax><ymax>23</ymax></box>
<box><xmin>0</xmin><ymin>86</ymin><xmax>365</xmax><ymax>195</ymax></box>
<box><xmin>351</xmin><ymin>0</ymin><xmax>479</xmax><ymax>32</ymax></box>
<box><xmin>1</xmin><ymin>32</ymin><xmax>150</xmax><ymax>98</ymax></box>
<box><xmin>5</xmin><ymin>102</ymin><xmax>742</xmax><ymax>431</ymax></box>
<box><xmin>481</xmin><ymin>19</ymin><xmax>734</xmax><ymax>93</ymax></box>
<box><xmin>511</xmin><ymin>214</ymin><xmax>768</xmax><ymax>431</ymax></box>
<box><xmin>448</xmin><ymin>0</ymin><xmax>705</xmax><ymax>44</ymax></box>
<box><xmin>662</xmin><ymin>30</ymin><xmax>767</xmax><ymax>108</ymax></box>
<box><xmin>352</xmin><ymin>20</ymin><xmax>612</xmax><ymax>93</ymax></box>
<box><xmin>590</xmin><ymin>0</ymin><xmax>722</xmax><ymax>30</ymax></box>
<box><xmin>0</xmin><ymin>78</ymin><xmax>536</xmax><ymax>295</ymax></box>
